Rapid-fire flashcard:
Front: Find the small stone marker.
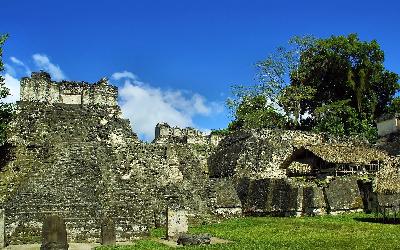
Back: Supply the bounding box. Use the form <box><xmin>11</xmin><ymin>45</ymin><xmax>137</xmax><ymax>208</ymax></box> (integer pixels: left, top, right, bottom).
<box><xmin>101</xmin><ymin>217</ymin><xmax>116</xmax><ymax>245</ymax></box>
<box><xmin>177</xmin><ymin>233</ymin><xmax>212</xmax><ymax>246</ymax></box>
<box><xmin>0</xmin><ymin>209</ymin><xmax>5</xmax><ymax>248</ymax></box>
<box><xmin>166</xmin><ymin>207</ymin><xmax>188</xmax><ymax>240</ymax></box>
<box><xmin>40</xmin><ymin>215</ymin><xmax>69</xmax><ymax>250</ymax></box>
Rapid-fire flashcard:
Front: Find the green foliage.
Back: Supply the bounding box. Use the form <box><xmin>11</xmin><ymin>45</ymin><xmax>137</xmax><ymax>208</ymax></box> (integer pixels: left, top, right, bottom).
<box><xmin>256</xmin><ymin>35</ymin><xmax>317</xmax><ymax>99</ymax></box>
<box><xmin>314</xmin><ymin>100</ymin><xmax>377</xmax><ymax>142</ymax></box>
<box><xmin>294</xmin><ymin>33</ymin><xmax>399</xmax><ymax>120</ymax></box>
<box><xmin>227</xmin><ymin>34</ymin><xmax>398</xmax><ymax>142</ymax></box>
<box><xmin>278</xmin><ymin>84</ymin><xmax>316</xmax><ymax>127</ymax></box>
<box><xmin>388</xmin><ymin>97</ymin><xmax>400</xmax><ymax>114</ymax></box>
<box><xmin>229</xmin><ymin>95</ymin><xmax>287</xmax><ymax>130</ymax></box>
<box><xmin>210</xmin><ymin>128</ymin><xmax>230</xmax><ymax>136</ymax></box>
<box><xmin>0</xmin><ymin>34</ymin><xmax>12</xmax><ymax>145</ymax></box>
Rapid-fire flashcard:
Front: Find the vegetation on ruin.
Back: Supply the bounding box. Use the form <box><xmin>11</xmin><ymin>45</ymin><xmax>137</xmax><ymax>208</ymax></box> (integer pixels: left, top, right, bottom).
<box><xmin>97</xmin><ymin>213</ymin><xmax>400</xmax><ymax>249</ymax></box>
<box><xmin>227</xmin><ymin>34</ymin><xmax>400</xmax><ymax>142</ymax></box>
<box><xmin>0</xmin><ymin>34</ymin><xmax>12</xmax><ymax>146</ymax></box>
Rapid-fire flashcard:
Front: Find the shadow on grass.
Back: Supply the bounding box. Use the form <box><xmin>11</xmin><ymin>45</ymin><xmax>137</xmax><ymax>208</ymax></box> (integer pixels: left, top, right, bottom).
<box><xmin>354</xmin><ymin>217</ymin><xmax>400</xmax><ymax>224</ymax></box>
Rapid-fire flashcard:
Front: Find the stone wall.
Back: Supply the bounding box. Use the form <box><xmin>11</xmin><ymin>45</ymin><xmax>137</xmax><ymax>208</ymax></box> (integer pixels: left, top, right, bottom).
<box><xmin>241</xmin><ymin>176</ymin><xmax>364</xmax><ymax>216</ymax></box>
<box><xmin>20</xmin><ymin>72</ymin><xmax>117</xmax><ymax>106</ymax></box>
<box><xmin>0</xmin><ymin>73</ymin><xmax>233</xmax><ymax>243</ymax></box>
<box><xmin>324</xmin><ymin>176</ymin><xmax>364</xmax><ymax>213</ymax></box>
<box><xmin>153</xmin><ymin>123</ymin><xmax>224</xmax><ymax>146</ymax></box>
<box><xmin>1</xmin><ymin>100</ymin><xmax>230</xmax><ymax>243</ymax></box>
<box><xmin>1</xmin><ymin>101</ymin><xmax>152</xmax><ymax>243</ymax></box>
<box><xmin>208</xmin><ymin>129</ymin><xmax>327</xmax><ymax>180</ymax></box>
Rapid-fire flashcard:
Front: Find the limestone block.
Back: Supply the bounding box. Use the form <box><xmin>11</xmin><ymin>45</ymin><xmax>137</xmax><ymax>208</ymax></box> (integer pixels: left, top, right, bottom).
<box><xmin>209</xmin><ymin>178</ymin><xmax>242</xmax><ymax>217</ymax></box>
<box><xmin>101</xmin><ymin>218</ymin><xmax>116</xmax><ymax>245</ymax></box>
<box><xmin>245</xmin><ymin>178</ymin><xmax>302</xmax><ymax>216</ymax></box>
<box><xmin>166</xmin><ymin>208</ymin><xmax>188</xmax><ymax>240</ymax></box>
<box><xmin>302</xmin><ymin>185</ymin><xmax>326</xmax><ymax>215</ymax></box>
<box><xmin>177</xmin><ymin>233</ymin><xmax>211</xmax><ymax>246</ymax></box>
<box><xmin>0</xmin><ymin>209</ymin><xmax>4</xmax><ymax>248</ymax></box>
<box><xmin>40</xmin><ymin>215</ymin><xmax>68</xmax><ymax>250</ymax></box>
<box><xmin>324</xmin><ymin>176</ymin><xmax>363</xmax><ymax>212</ymax></box>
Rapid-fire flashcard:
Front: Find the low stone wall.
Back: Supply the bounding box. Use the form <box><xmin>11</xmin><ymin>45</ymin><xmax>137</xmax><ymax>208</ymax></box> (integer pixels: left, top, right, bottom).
<box><xmin>241</xmin><ymin>176</ymin><xmax>365</xmax><ymax>216</ymax></box>
<box><xmin>302</xmin><ymin>185</ymin><xmax>326</xmax><ymax>215</ymax></box>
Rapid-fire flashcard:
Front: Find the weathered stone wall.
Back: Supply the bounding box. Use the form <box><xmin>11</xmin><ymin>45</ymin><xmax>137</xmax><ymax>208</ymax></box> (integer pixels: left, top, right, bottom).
<box><xmin>1</xmin><ymin>101</ymin><xmax>153</xmax><ymax>243</ymax></box>
<box><xmin>208</xmin><ymin>130</ymin><xmax>327</xmax><ymax>180</ymax></box>
<box><xmin>208</xmin><ymin>178</ymin><xmax>242</xmax><ymax>217</ymax></box>
<box><xmin>241</xmin><ymin>176</ymin><xmax>365</xmax><ymax>216</ymax></box>
<box><xmin>154</xmin><ymin>123</ymin><xmax>208</xmax><ymax>144</ymax></box>
<box><xmin>0</xmin><ymin>90</ymin><xmax>232</xmax><ymax>243</ymax></box>
<box><xmin>242</xmin><ymin>178</ymin><xmax>305</xmax><ymax>216</ymax></box>
<box><xmin>20</xmin><ymin>72</ymin><xmax>117</xmax><ymax>106</ymax></box>
<box><xmin>324</xmin><ymin>176</ymin><xmax>364</xmax><ymax>213</ymax></box>
<box><xmin>377</xmin><ymin>117</ymin><xmax>400</xmax><ymax>137</ymax></box>
<box><xmin>153</xmin><ymin>123</ymin><xmax>224</xmax><ymax>147</ymax></box>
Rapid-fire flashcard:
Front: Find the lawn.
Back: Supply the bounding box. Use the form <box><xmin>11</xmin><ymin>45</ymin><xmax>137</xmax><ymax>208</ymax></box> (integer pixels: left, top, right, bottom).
<box><xmin>97</xmin><ymin>213</ymin><xmax>400</xmax><ymax>250</ymax></box>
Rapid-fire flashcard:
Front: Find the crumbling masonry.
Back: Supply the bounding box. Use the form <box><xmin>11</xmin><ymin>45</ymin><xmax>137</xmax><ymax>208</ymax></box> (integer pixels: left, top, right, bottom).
<box><xmin>0</xmin><ymin>72</ymin><xmax>396</xmax><ymax>244</ymax></box>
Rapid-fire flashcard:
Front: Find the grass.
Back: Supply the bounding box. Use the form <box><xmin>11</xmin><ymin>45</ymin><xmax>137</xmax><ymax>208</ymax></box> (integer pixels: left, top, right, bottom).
<box><xmin>97</xmin><ymin>213</ymin><xmax>400</xmax><ymax>249</ymax></box>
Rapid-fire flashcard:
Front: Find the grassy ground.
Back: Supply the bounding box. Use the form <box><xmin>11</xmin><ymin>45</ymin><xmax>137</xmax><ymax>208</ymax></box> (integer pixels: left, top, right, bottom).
<box><xmin>97</xmin><ymin>213</ymin><xmax>400</xmax><ymax>250</ymax></box>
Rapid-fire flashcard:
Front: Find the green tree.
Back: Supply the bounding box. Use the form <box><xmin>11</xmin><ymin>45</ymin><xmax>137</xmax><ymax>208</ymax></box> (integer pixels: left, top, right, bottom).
<box><xmin>228</xmin><ymin>34</ymin><xmax>399</xmax><ymax>142</ymax></box>
<box><xmin>278</xmin><ymin>85</ymin><xmax>316</xmax><ymax>128</ymax></box>
<box><xmin>227</xmin><ymin>36</ymin><xmax>316</xmax><ymax>131</ymax></box>
<box><xmin>0</xmin><ymin>34</ymin><xmax>12</xmax><ymax>145</ymax></box>
<box><xmin>313</xmin><ymin>100</ymin><xmax>377</xmax><ymax>141</ymax></box>
<box><xmin>228</xmin><ymin>95</ymin><xmax>286</xmax><ymax>130</ymax></box>
<box><xmin>388</xmin><ymin>97</ymin><xmax>400</xmax><ymax>114</ymax></box>
<box><xmin>293</xmin><ymin>34</ymin><xmax>399</xmax><ymax>120</ymax></box>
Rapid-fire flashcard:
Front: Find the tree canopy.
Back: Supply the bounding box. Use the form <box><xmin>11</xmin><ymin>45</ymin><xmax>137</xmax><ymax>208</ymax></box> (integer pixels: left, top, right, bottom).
<box><xmin>0</xmin><ymin>34</ymin><xmax>12</xmax><ymax>145</ymax></box>
<box><xmin>227</xmin><ymin>34</ymin><xmax>399</xmax><ymax>142</ymax></box>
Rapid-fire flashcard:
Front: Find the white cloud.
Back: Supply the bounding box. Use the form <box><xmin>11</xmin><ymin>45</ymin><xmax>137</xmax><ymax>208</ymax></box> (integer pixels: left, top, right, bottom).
<box><xmin>10</xmin><ymin>57</ymin><xmax>24</xmax><ymax>66</ymax></box>
<box><xmin>115</xmin><ymin>71</ymin><xmax>223</xmax><ymax>141</ymax></box>
<box><xmin>10</xmin><ymin>56</ymin><xmax>31</xmax><ymax>76</ymax></box>
<box><xmin>32</xmin><ymin>54</ymin><xmax>66</xmax><ymax>81</ymax></box>
<box><xmin>4</xmin><ymin>64</ymin><xmax>16</xmax><ymax>77</ymax></box>
<box><xmin>2</xmin><ymin>73</ymin><xmax>20</xmax><ymax>103</ymax></box>
<box><xmin>112</xmin><ymin>70</ymin><xmax>137</xmax><ymax>81</ymax></box>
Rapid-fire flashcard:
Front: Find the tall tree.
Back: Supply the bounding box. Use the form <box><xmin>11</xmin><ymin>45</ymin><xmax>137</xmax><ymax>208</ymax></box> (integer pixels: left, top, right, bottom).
<box><xmin>227</xmin><ymin>34</ymin><xmax>399</xmax><ymax>142</ymax></box>
<box><xmin>228</xmin><ymin>95</ymin><xmax>286</xmax><ymax>131</ymax></box>
<box><xmin>0</xmin><ymin>34</ymin><xmax>12</xmax><ymax>145</ymax></box>
<box><xmin>226</xmin><ymin>36</ymin><xmax>316</xmax><ymax>130</ymax></box>
<box><xmin>278</xmin><ymin>85</ymin><xmax>316</xmax><ymax>128</ymax></box>
<box><xmin>292</xmin><ymin>34</ymin><xmax>399</xmax><ymax>121</ymax></box>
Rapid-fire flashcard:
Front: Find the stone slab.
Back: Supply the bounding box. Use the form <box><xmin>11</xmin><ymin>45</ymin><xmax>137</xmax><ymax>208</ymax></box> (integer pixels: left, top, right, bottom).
<box><xmin>155</xmin><ymin>237</ymin><xmax>232</xmax><ymax>248</ymax></box>
<box><xmin>166</xmin><ymin>208</ymin><xmax>188</xmax><ymax>240</ymax></box>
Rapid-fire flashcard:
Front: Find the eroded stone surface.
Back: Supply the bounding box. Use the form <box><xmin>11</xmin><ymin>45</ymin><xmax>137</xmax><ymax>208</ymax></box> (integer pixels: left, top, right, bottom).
<box><xmin>101</xmin><ymin>218</ymin><xmax>116</xmax><ymax>245</ymax></box>
<box><xmin>166</xmin><ymin>208</ymin><xmax>188</xmax><ymax>240</ymax></box>
<box><xmin>177</xmin><ymin>233</ymin><xmax>211</xmax><ymax>246</ymax></box>
<box><xmin>40</xmin><ymin>215</ymin><xmax>68</xmax><ymax>250</ymax></box>
<box><xmin>324</xmin><ymin>176</ymin><xmax>364</xmax><ymax>212</ymax></box>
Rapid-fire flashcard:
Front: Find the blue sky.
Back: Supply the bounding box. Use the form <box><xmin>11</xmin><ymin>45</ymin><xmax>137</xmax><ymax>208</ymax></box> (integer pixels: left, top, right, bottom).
<box><xmin>1</xmin><ymin>0</ymin><xmax>399</xmax><ymax>140</ymax></box>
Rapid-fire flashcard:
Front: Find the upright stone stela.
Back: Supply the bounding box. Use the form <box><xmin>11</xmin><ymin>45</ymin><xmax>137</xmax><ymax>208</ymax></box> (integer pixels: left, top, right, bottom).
<box><xmin>101</xmin><ymin>218</ymin><xmax>116</xmax><ymax>245</ymax></box>
<box><xmin>40</xmin><ymin>215</ymin><xmax>69</xmax><ymax>250</ymax></box>
<box><xmin>166</xmin><ymin>207</ymin><xmax>188</xmax><ymax>240</ymax></box>
<box><xmin>0</xmin><ymin>209</ymin><xmax>4</xmax><ymax>249</ymax></box>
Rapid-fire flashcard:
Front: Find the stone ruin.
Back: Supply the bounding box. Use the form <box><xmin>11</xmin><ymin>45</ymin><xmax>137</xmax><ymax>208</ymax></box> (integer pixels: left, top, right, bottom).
<box><xmin>0</xmin><ymin>71</ymin><xmax>398</xmax><ymax>244</ymax></box>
